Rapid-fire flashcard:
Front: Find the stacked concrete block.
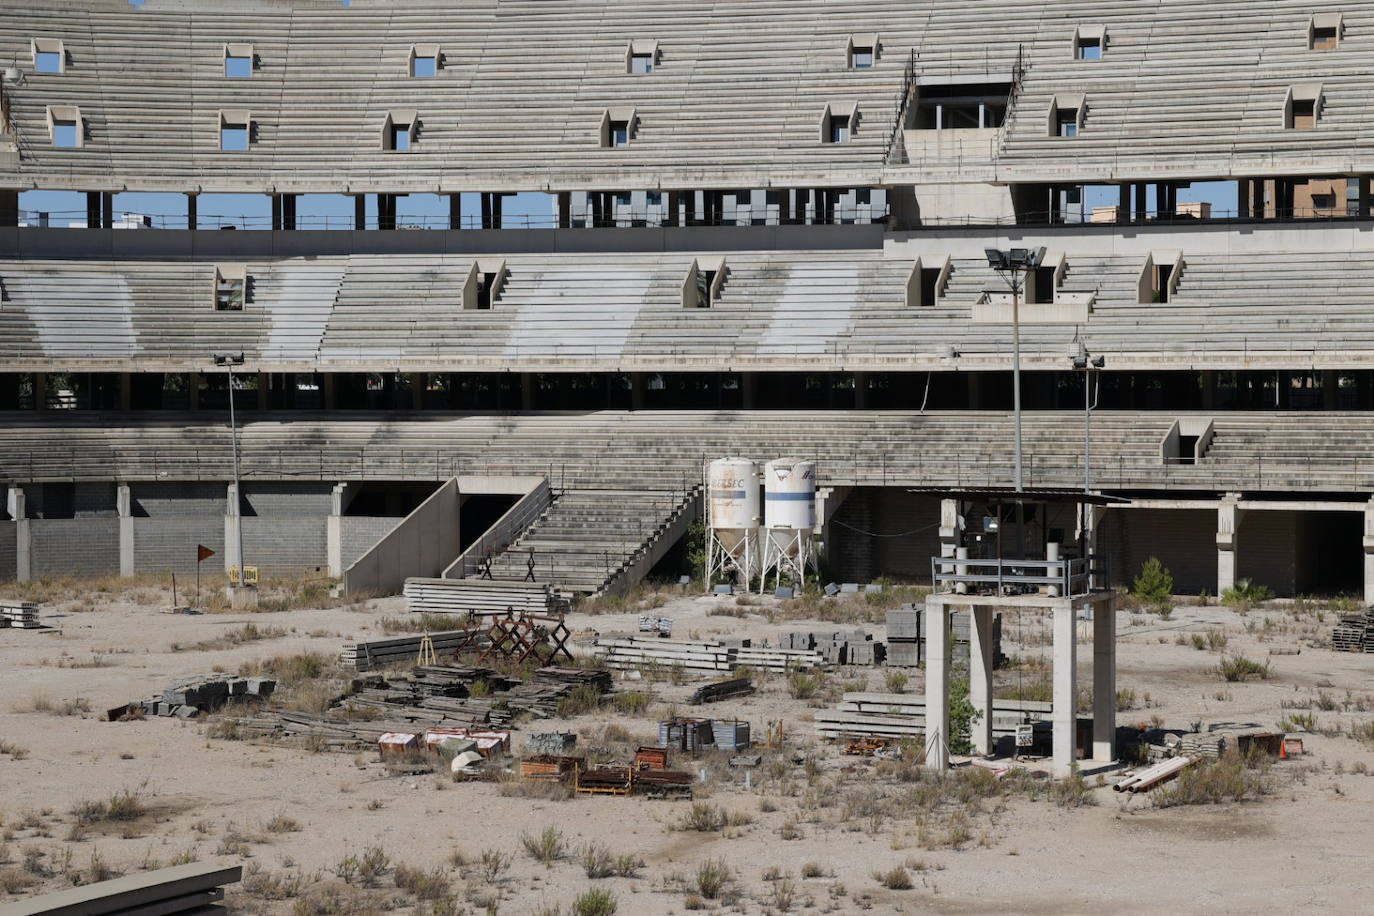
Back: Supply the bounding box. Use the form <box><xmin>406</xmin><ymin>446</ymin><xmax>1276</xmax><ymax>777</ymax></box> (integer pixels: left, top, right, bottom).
<box><xmin>779</xmin><ymin>629</ymin><xmax>878</xmax><ymax>665</ymax></box>
<box><xmin>886</xmin><ymin>606</ymin><xmax>922</xmax><ymax>667</ymax></box>
<box><xmin>131</xmin><ymin>674</ymin><xmax>275</xmax><ymax>719</ymax></box>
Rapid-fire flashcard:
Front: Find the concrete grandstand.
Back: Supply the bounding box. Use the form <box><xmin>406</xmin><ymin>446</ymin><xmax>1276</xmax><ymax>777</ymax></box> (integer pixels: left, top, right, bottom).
<box><xmin>2</xmin><ymin>0</ymin><xmax>1373</xmax><ymax>600</ymax></box>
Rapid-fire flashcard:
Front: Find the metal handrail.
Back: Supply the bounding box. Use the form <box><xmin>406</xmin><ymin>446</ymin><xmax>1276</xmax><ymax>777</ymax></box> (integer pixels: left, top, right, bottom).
<box><xmin>884</xmin><ymin>49</ymin><xmax>919</xmax><ymax>165</ymax></box>
<box><xmin>930</xmin><ymin>553</ymin><xmax>1110</xmax><ymax>598</ymax></box>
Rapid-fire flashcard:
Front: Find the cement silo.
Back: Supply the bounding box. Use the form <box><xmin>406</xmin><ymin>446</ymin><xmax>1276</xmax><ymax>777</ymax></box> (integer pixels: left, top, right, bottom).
<box><xmin>760</xmin><ymin>458</ymin><xmax>818</xmax><ymax>589</ymax></box>
<box><xmin>706</xmin><ymin>458</ymin><xmax>761</xmax><ymax>588</ymax></box>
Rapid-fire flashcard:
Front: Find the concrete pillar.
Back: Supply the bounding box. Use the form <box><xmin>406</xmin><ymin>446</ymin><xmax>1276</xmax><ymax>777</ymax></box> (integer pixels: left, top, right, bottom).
<box><xmin>1217</xmin><ymin>493</ymin><xmax>1243</xmax><ymax>593</ymax></box>
<box><xmin>1322</xmin><ymin>370</ymin><xmax>1338</xmax><ymax>409</ymax></box>
<box><xmin>118</xmin><ymin>373</ymin><xmax>131</xmax><ymax>411</ymax></box>
<box><xmin>630</xmin><ymin>373</ymin><xmax>646</xmax><ymax>410</ymax></box>
<box><xmin>520</xmin><ymin>374</ymin><xmax>536</xmax><ymax>410</ymax></box>
<box><xmin>853</xmin><ymin>372</ymin><xmax>869</xmax><ymax>409</ymax></box>
<box><xmin>117</xmin><ymin>483</ymin><xmax>134</xmax><ymax>577</ymax></box>
<box><xmin>0</xmin><ymin>189</ymin><xmax>17</xmax><ymax>227</ymax></box>
<box><xmin>1047</xmin><ymin>540</ymin><xmax>1061</xmax><ymax>597</ymax></box>
<box><xmin>321</xmin><ymin>374</ymin><xmax>336</xmax><ymax>410</ymax></box>
<box><xmin>969</xmin><ymin>605</ymin><xmax>995</xmax><ymax>756</ymax></box>
<box><xmin>353</xmin><ymin>194</ymin><xmax>367</xmax><ymax>230</ymax></box>
<box><xmin>1363</xmin><ymin>497</ymin><xmax>1374</xmax><ymax>606</ymax></box>
<box><xmin>1052</xmin><ymin>602</ymin><xmax>1077</xmax><ymax>775</ymax></box>
<box><xmin>1116</xmin><ymin>184</ymin><xmax>1129</xmax><ymax>222</ymax></box>
<box><xmin>938</xmin><ymin>498</ymin><xmax>962</xmax><ymax>553</ymax></box>
<box><xmin>256</xmin><ymin>373</ymin><xmax>268</xmax><ymax>411</ymax></box>
<box><xmin>188</xmin><ymin>371</ymin><xmax>200</xmax><ymax>410</ymax></box>
<box><xmin>223</xmin><ymin>482</ymin><xmax>241</xmax><ymax>575</ymax></box>
<box><xmin>33</xmin><ymin>373</ymin><xmax>46</xmax><ymax>410</ymax></box>
<box><xmin>8</xmin><ymin>487</ymin><xmax>30</xmax><ymax>582</ymax></box>
<box><xmin>741</xmin><ymin>374</ymin><xmax>757</xmax><ymax>409</ymax></box>
<box><xmin>1091</xmin><ymin>595</ymin><xmax>1117</xmax><ymax>762</ymax></box>
<box><xmin>923</xmin><ymin>598</ymin><xmax>950</xmax><ymax>770</ymax></box>
<box><xmin>448</xmin><ymin>194</ymin><xmax>462</xmax><ymax>230</ymax></box>
<box><xmin>186</xmin><ymin>193</ymin><xmax>198</xmax><ymax>230</ymax></box>
<box><xmin>412</xmin><ymin>373</ymin><xmax>426</xmax><ymax>410</ymax></box>
<box><xmin>327</xmin><ymin>482</ymin><xmax>348</xmax><ymax>577</ymax></box>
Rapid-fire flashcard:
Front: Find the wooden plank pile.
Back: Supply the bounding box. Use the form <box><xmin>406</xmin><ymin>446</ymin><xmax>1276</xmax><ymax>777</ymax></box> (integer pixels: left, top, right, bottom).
<box><xmin>0</xmin><ymin>862</ymin><xmax>242</xmax><ymax>916</ymax></box>
<box><xmin>340</xmin><ymin>629</ymin><xmax>486</xmax><ymax>671</ymax></box>
<box><xmin>534</xmin><ymin>666</ymin><xmax>613</xmax><ymax>693</ymax></box>
<box><xmin>0</xmin><ymin>602</ymin><xmax>40</xmax><ymax>629</ymax></box>
<box><xmin>1332</xmin><ymin>611</ymin><xmax>1374</xmax><ymax>652</ymax></box>
<box><xmin>404</xmin><ymin>577</ymin><xmax>565</xmax><ymax>615</ymax></box>
<box><xmin>594</xmin><ymin>636</ymin><xmax>822</xmax><ymax>675</ymax></box>
<box><xmin>814</xmin><ymin>692</ymin><xmax>1052</xmax><ymax>740</ymax></box>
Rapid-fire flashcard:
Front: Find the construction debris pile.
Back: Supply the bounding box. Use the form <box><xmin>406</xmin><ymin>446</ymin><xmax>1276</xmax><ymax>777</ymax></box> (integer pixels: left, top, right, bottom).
<box><xmin>1332</xmin><ymin>609</ymin><xmax>1374</xmax><ymax>652</ymax></box>
<box><xmin>341</xmin><ymin>630</ymin><xmax>488</xmax><ymax>672</ymax></box>
<box><xmin>403</xmin><ymin>577</ymin><xmax>569</xmax><ymax>616</ymax></box>
<box><xmin>0</xmin><ymin>601</ymin><xmax>39</xmax><ymax>629</ymax></box>
<box><xmin>659</xmin><ymin>716</ymin><xmax>752</xmax><ymax>752</ymax></box>
<box><xmin>688</xmin><ymin>677</ymin><xmax>755</xmax><ymax>704</ymax></box>
<box><xmin>342</xmin><ymin>611</ymin><xmax>574</xmax><ymax>672</ymax></box>
<box><xmin>220</xmin><ymin>664</ymin><xmax>609</xmax><ymax>751</ymax></box>
<box><xmin>111</xmin><ymin>674</ymin><xmax>276</xmax><ymax>720</ymax></box>
<box><xmin>595</xmin><ymin>635</ymin><xmax>822</xmax><ymax>675</ymax></box>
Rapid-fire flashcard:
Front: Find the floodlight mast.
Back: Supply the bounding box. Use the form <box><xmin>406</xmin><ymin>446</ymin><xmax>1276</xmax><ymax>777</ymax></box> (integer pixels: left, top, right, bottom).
<box><xmin>985</xmin><ymin>246</ymin><xmax>1045</xmax><ymax>560</ymax></box>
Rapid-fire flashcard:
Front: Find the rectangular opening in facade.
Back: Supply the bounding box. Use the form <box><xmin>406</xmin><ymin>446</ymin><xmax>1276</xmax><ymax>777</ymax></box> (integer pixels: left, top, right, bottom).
<box><xmin>913</xmin><ymin>83</ymin><xmax>1010</xmax><ymax>130</ymax></box>
<box><xmin>52</xmin><ymin>119</ymin><xmax>78</xmax><ymax>147</ymax></box>
<box><xmin>1310</xmin><ymin>14</ymin><xmax>1342</xmax><ymax>50</ymax></box>
<box><xmin>412</xmin><ymin>55</ymin><xmax>437</xmax><ymax>77</ymax></box>
<box><xmin>220</xmin><ymin>111</ymin><xmax>250</xmax><ymax>151</ymax></box>
<box><xmin>214</xmin><ymin>266</ymin><xmax>247</xmax><ymax>311</ymax></box>
<box><xmin>32</xmin><ymin>39</ymin><xmax>64</xmax><ymax>73</ymax></box>
<box><xmin>851</xmin><ymin>46</ymin><xmax>874</xmax><ymax>68</ymax></box>
<box><xmin>224</xmin><ymin>45</ymin><xmax>254</xmax><ymax>78</ymax></box>
<box><xmin>1291</xmin><ymin>98</ymin><xmax>1316</xmax><ymax>129</ymax></box>
<box><xmin>609</xmin><ymin>120</ymin><xmax>629</xmax><ymax>147</ymax></box>
<box><xmin>1055</xmin><ymin>108</ymin><xmax>1078</xmax><ymax>137</ymax></box>
<box><xmin>827</xmin><ymin>114</ymin><xmax>850</xmax><ymax>143</ymax></box>
<box><xmin>1075</xmin><ymin>37</ymin><xmax>1101</xmax><ymax>59</ymax></box>
<box><xmin>630</xmin><ymin>53</ymin><xmax>653</xmax><ymax>73</ymax></box>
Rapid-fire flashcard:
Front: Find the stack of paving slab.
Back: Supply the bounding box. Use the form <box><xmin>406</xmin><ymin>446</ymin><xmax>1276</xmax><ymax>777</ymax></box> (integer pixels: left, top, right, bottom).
<box><xmin>780</xmin><ymin>629</ymin><xmax>883</xmax><ymax>665</ymax></box>
<box><xmin>594</xmin><ymin>636</ymin><xmax>822</xmax><ymax>675</ymax></box>
<box><xmin>814</xmin><ymin>692</ymin><xmax>1051</xmax><ymax>740</ymax></box>
<box><xmin>404</xmin><ymin>577</ymin><xmax>565</xmax><ymax>616</ymax></box>
<box><xmin>884</xmin><ymin>606</ymin><xmax>1003</xmax><ymax>667</ymax></box>
<box><xmin>0</xmin><ymin>602</ymin><xmax>40</xmax><ymax>629</ymax></box>
<box><xmin>340</xmin><ymin>630</ymin><xmax>487</xmax><ymax>671</ymax></box>
<box><xmin>128</xmin><ymin>674</ymin><xmax>276</xmax><ymax>719</ymax></box>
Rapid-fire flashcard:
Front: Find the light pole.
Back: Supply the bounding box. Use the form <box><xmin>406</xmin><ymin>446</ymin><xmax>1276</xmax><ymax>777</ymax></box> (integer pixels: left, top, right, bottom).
<box><xmin>213</xmin><ymin>352</ymin><xmax>246</xmax><ymax>583</ymax></box>
<box><xmin>985</xmin><ymin>246</ymin><xmax>1046</xmax><ymax>560</ymax></box>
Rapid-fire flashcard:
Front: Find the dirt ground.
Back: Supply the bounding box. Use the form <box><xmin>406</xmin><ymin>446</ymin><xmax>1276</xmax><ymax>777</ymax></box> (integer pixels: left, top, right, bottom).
<box><xmin>2</xmin><ymin>580</ymin><xmax>1373</xmax><ymax>915</ymax></box>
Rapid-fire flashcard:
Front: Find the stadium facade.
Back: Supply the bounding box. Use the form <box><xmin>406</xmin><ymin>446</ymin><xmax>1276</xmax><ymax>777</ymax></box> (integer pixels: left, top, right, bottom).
<box><xmin>2</xmin><ymin>0</ymin><xmax>1373</xmax><ymax>599</ymax></box>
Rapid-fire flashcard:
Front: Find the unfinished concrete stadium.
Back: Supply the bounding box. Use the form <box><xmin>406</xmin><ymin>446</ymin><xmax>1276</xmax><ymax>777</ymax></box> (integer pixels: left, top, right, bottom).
<box><xmin>2</xmin><ymin>0</ymin><xmax>1372</xmax><ymax>605</ymax></box>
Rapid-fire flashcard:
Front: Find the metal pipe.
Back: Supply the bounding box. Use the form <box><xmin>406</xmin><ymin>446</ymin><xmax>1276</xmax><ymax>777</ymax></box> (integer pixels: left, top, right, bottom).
<box><xmin>227</xmin><ymin>363</ymin><xmax>244</xmax><ymax>580</ymax></box>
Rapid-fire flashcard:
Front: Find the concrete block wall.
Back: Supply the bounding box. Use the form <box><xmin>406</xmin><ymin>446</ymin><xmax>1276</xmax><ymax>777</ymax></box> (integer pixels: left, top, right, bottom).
<box><xmin>830</xmin><ymin>487</ymin><xmax>875</xmax><ymax>582</ymax></box>
<box><xmin>30</xmin><ymin>518</ymin><xmax>119</xmax><ymax>577</ymax></box>
<box><xmin>0</xmin><ymin>525</ymin><xmax>16</xmax><ymax>582</ymax></box>
<box><xmin>133</xmin><ymin>518</ymin><xmax>224</xmax><ymax>574</ymax></box>
<box><xmin>341</xmin><ymin>516</ymin><xmax>403</xmax><ymax>569</ymax></box>
<box><xmin>242</xmin><ymin>517</ymin><xmax>329</xmax><ymax>571</ymax></box>
<box><xmin>1100</xmin><ymin>508</ymin><xmax>1214</xmax><ymax>594</ymax></box>
<box><xmin>242</xmin><ymin>483</ymin><xmax>334</xmax><ymax>517</ymax></box>
<box><xmin>873</xmin><ymin>491</ymin><xmax>942</xmax><ymax>578</ymax></box>
<box><xmin>131</xmin><ymin>482</ymin><xmax>226</xmax><ymax>516</ymax></box>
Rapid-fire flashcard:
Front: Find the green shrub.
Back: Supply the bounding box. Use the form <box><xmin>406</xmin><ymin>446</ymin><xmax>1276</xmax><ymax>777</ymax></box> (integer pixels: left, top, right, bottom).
<box><xmin>520</xmin><ymin>826</ymin><xmax>566</xmax><ymax>866</ymax></box>
<box><xmin>948</xmin><ymin>678</ymin><xmax>982</xmax><ymax>755</ymax></box>
<box><xmin>681</xmin><ymin>802</ymin><xmax>724</xmax><ymax>832</ymax></box>
<box><xmin>1153</xmin><ymin>752</ymin><xmax>1269</xmax><ymax>807</ymax></box>
<box><xmin>1221</xmin><ymin>579</ymin><xmax>1272</xmax><ymax>606</ymax></box>
<box><xmin>874</xmin><ymin>866</ymin><xmax>912</xmax><ymax>890</ymax></box>
<box><xmin>885</xmin><ymin>672</ymin><xmax>909</xmax><ymax>694</ymax></box>
<box><xmin>787</xmin><ymin>672</ymin><xmax>823</xmax><ymax>700</ymax></box>
<box><xmin>694</xmin><ymin>858</ymin><xmax>731</xmax><ymax>899</ymax></box>
<box><xmin>570</xmin><ymin>888</ymin><xmax>618</xmax><ymax>916</ymax></box>
<box><xmin>1218</xmin><ymin>655</ymin><xmax>1270</xmax><ymax>682</ymax></box>
<box><xmin>610</xmin><ymin>691</ymin><xmax>652</xmax><ymax>716</ymax></box>
<box><xmin>1133</xmin><ymin>558</ymin><xmax>1174</xmax><ymax>603</ymax></box>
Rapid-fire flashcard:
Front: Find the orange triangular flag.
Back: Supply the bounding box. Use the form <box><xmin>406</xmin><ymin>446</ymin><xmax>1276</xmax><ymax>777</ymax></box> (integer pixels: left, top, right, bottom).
<box><xmin>196</xmin><ymin>544</ymin><xmax>215</xmax><ymax>562</ymax></box>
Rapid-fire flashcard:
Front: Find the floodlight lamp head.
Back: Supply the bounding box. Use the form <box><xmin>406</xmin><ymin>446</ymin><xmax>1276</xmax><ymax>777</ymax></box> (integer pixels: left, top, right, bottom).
<box><xmin>1090</xmin><ymin>354</ymin><xmax>1106</xmax><ymax>369</ymax></box>
<box><xmin>984</xmin><ymin>248</ymin><xmax>1007</xmax><ymax>270</ymax></box>
<box><xmin>1072</xmin><ymin>357</ymin><xmax>1088</xmax><ymax>370</ymax></box>
<box><xmin>212</xmin><ymin>352</ymin><xmax>245</xmax><ymax>366</ymax></box>
<box><xmin>1010</xmin><ymin>248</ymin><xmax>1028</xmax><ymax>265</ymax></box>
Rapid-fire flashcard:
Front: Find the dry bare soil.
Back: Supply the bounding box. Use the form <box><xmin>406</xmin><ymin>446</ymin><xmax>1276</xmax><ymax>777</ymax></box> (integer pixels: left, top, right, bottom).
<box><xmin>2</xmin><ymin>578</ymin><xmax>1373</xmax><ymax>915</ymax></box>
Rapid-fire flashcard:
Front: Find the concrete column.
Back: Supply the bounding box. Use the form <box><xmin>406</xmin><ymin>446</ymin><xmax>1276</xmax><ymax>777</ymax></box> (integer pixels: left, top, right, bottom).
<box><xmin>1322</xmin><ymin>370</ymin><xmax>1338</xmax><ymax>409</ymax></box>
<box><xmin>186</xmin><ymin>193</ymin><xmax>198</xmax><ymax>230</ymax></box>
<box><xmin>321</xmin><ymin>374</ymin><xmax>336</xmax><ymax>410</ymax></box>
<box><xmin>1092</xmin><ymin>595</ymin><xmax>1117</xmax><ymax>763</ymax></box>
<box><xmin>188</xmin><ymin>372</ymin><xmax>200</xmax><ymax>410</ymax></box>
<box><xmin>353</xmin><ymin>194</ymin><xmax>367</xmax><ymax>230</ymax></box>
<box><xmin>256</xmin><ymin>373</ymin><xmax>268</xmax><ymax>411</ymax></box>
<box><xmin>853</xmin><ymin>372</ymin><xmax>869</xmax><ymax>409</ymax></box>
<box><xmin>1116</xmin><ymin>184</ymin><xmax>1129</xmax><ymax>222</ymax></box>
<box><xmin>326</xmin><ymin>482</ymin><xmax>348</xmax><ymax>577</ymax></box>
<box><xmin>520</xmin><ymin>374</ymin><xmax>536</xmax><ymax>410</ymax></box>
<box><xmin>117</xmin><ymin>483</ymin><xmax>134</xmax><ymax>577</ymax></box>
<box><xmin>923</xmin><ymin>598</ymin><xmax>950</xmax><ymax>770</ymax></box>
<box><xmin>118</xmin><ymin>373</ymin><xmax>131</xmax><ymax>411</ymax></box>
<box><xmin>449</xmin><ymin>194</ymin><xmax>462</xmax><ymax>230</ymax></box>
<box><xmin>8</xmin><ymin>487</ymin><xmax>30</xmax><ymax>582</ymax></box>
<box><xmin>1363</xmin><ymin>497</ymin><xmax>1374</xmax><ymax>605</ymax></box>
<box><xmin>1052</xmin><ymin>602</ymin><xmax>1077</xmax><ymax>775</ymax></box>
<box><xmin>938</xmin><ymin>498</ymin><xmax>961</xmax><ymax>552</ymax></box>
<box><xmin>412</xmin><ymin>373</ymin><xmax>426</xmax><ymax>410</ymax></box>
<box><xmin>33</xmin><ymin>373</ymin><xmax>46</xmax><ymax>410</ymax></box>
<box><xmin>1217</xmin><ymin>493</ymin><xmax>1243</xmax><ymax>593</ymax></box>
<box><xmin>741</xmin><ymin>374</ymin><xmax>757</xmax><ymax>409</ymax></box>
<box><xmin>223</xmin><ymin>482</ymin><xmax>241</xmax><ymax>575</ymax></box>
<box><xmin>630</xmin><ymin>373</ymin><xmax>646</xmax><ymax>410</ymax></box>
<box><xmin>969</xmin><ymin>605</ymin><xmax>995</xmax><ymax>756</ymax></box>
<box><xmin>1360</xmin><ymin>176</ymin><xmax>1371</xmax><ymax>219</ymax></box>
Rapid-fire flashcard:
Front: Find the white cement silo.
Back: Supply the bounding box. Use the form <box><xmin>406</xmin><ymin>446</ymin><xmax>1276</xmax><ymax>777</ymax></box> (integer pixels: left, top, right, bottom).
<box><xmin>706</xmin><ymin>458</ymin><xmax>761</xmax><ymax>587</ymax></box>
<box><xmin>761</xmin><ymin>458</ymin><xmax>819</xmax><ymax>589</ymax></box>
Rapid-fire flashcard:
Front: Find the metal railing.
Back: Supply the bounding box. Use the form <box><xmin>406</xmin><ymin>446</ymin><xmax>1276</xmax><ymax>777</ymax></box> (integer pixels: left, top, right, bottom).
<box><xmin>930</xmin><ymin>553</ymin><xmax>1110</xmax><ymax>598</ymax></box>
<box><xmin>883</xmin><ymin>49</ymin><xmax>919</xmax><ymax>165</ymax></box>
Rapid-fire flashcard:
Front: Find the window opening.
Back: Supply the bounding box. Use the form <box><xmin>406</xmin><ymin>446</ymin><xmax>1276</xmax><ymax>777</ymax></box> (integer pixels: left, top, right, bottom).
<box><xmin>851</xmin><ymin>47</ymin><xmax>874</xmax><ymax>68</ymax></box>
<box><xmin>412</xmin><ymin>55</ymin><xmax>437</xmax><ymax>77</ymax></box>
<box><xmin>52</xmin><ymin>119</ymin><xmax>78</xmax><ymax>147</ymax></box>
<box><xmin>225</xmin><ymin>55</ymin><xmax>252</xmax><ymax>78</ymax></box>
<box><xmin>696</xmin><ymin>269</ymin><xmax>716</xmax><ymax>308</ymax></box>
<box><xmin>913</xmin><ymin>83</ymin><xmax>1009</xmax><ymax>129</ymax></box>
<box><xmin>1056</xmin><ymin>109</ymin><xmax>1078</xmax><ymax>137</ymax></box>
<box><xmin>215</xmin><ymin>273</ymin><xmax>245</xmax><ymax>311</ymax></box>
<box><xmin>609</xmin><ymin>120</ymin><xmax>629</xmax><ymax>147</ymax></box>
<box><xmin>35</xmin><ymin>51</ymin><xmax>62</xmax><ymax>73</ymax></box>
<box><xmin>828</xmin><ymin>114</ymin><xmax>850</xmax><ymax>143</ymax></box>
<box><xmin>1291</xmin><ymin>98</ymin><xmax>1315</xmax><ymax>129</ymax></box>
<box><xmin>477</xmin><ymin>272</ymin><xmax>499</xmax><ymax>310</ymax></box>
<box><xmin>390</xmin><ymin>122</ymin><xmax>412</xmax><ymax>150</ymax></box>
<box><xmin>1075</xmin><ymin>37</ymin><xmax>1101</xmax><ymax>59</ymax></box>
<box><xmin>630</xmin><ymin>53</ymin><xmax>653</xmax><ymax>73</ymax></box>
